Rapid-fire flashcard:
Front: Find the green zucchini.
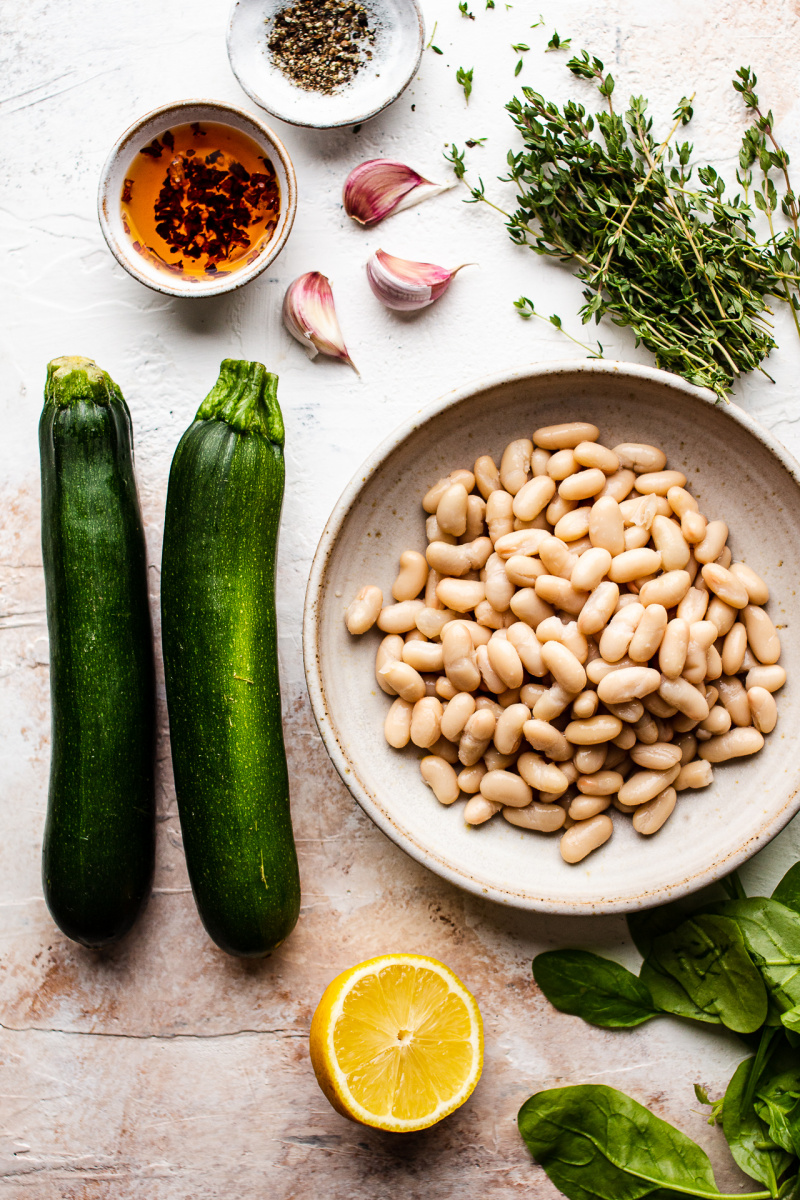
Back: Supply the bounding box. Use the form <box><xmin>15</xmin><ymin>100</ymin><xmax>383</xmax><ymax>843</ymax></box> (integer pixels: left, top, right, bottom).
<box><xmin>40</xmin><ymin>357</ymin><xmax>155</xmax><ymax>947</ymax></box>
<box><xmin>160</xmin><ymin>360</ymin><xmax>300</xmax><ymax>957</ymax></box>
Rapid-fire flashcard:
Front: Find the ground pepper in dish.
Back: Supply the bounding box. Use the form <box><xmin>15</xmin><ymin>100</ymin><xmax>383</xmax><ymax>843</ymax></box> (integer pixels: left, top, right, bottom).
<box><xmin>267</xmin><ymin>0</ymin><xmax>375</xmax><ymax>93</ymax></box>
<box><xmin>120</xmin><ymin>121</ymin><xmax>281</xmax><ymax>280</ymax></box>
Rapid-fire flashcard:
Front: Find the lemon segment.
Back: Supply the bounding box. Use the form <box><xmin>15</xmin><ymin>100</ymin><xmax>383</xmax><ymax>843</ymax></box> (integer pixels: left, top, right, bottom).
<box><xmin>309</xmin><ymin>953</ymin><xmax>483</xmax><ymax>1132</ymax></box>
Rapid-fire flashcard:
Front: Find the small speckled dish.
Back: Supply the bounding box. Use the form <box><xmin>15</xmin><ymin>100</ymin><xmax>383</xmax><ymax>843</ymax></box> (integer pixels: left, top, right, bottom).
<box><xmin>303</xmin><ymin>360</ymin><xmax>800</xmax><ymax>915</ymax></box>
<box><xmin>97</xmin><ymin>100</ymin><xmax>297</xmax><ymax>299</ymax></box>
<box><xmin>226</xmin><ymin>0</ymin><xmax>424</xmax><ymax>129</ymax></box>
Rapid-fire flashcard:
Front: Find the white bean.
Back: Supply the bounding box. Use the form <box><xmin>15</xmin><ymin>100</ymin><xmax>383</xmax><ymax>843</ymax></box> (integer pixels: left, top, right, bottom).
<box><xmin>630</xmin><ymin>741</ymin><xmax>682</xmax><ymax>770</ymax></box>
<box><xmin>651</xmin><ymin>515</ymin><xmax>690</xmax><ymax>570</ymax></box>
<box><xmin>589</xmin><ymin>496</ymin><xmax>625</xmax><ymax>557</ymax></box>
<box><xmin>746</xmin><ymin>664</ymin><xmax>786</xmax><ymax>693</ymax></box>
<box><xmin>560</xmin><ymin>814</ymin><xmax>613</xmax><ymax>862</ymax></box>
<box><xmin>541</xmin><ymin>640</ymin><xmax>587</xmax><ymax>693</ymax></box>
<box><xmin>659</xmin><ymin>619</ymin><xmax>689</xmax><ymax>678</ymax></box>
<box><xmin>435</xmin><ymin>578</ymin><xmax>485</xmax><ymax>613</ymax></box>
<box><xmin>505</xmin><ymin>555</ymin><xmax>546</xmax><ymax>588</ymax></box>
<box><xmin>554</xmin><ymin>507</ymin><xmax>593</xmax><ymax>542</ymax></box>
<box><xmin>535</xmin><ymin>575</ymin><xmax>588</xmax><ymax>615</ymax></box>
<box><xmin>694</xmin><ymin>520</ymin><xmax>729</xmax><ymax>564</ymax></box>
<box><xmin>565</xmin><ymin>714</ymin><xmax>623</xmax><ymax>745</ymax></box>
<box><xmin>523</xmin><ymin>718</ymin><xmax>572</xmax><ymax>761</ymax></box>
<box><xmin>500</xmin><ymin>438</ymin><xmax>534</xmax><ymax>495</ymax></box>
<box><xmin>402</xmin><ymin>640</ymin><xmax>444</xmax><ymax>672</ymax></box>
<box><xmin>633</xmin><ymin>787</ymin><xmax>677</xmax><ymax>835</ymax></box>
<box><xmin>742</xmin><ymin>605</ymin><xmax>781</xmax><ymax>665</ymax></box>
<box><xmin>345</xmin><ymin>585</ymin><xmax>384</xmax><ymax>635</ymax></box>
<box><xmin>547</xmin><ymin>449</ymin><xmax>579</xmax><ymax>480</ymax></box>
<box><xmin>599</xmin><ymin>604</ymin><xmax>644</xmax><ymax>662</ymax></box>
<box><xmin>701</xmin><ymin>563</ymin><xmax>749</xmax><ymax>609</ymax></box>
<box><xmin>487</xmin><ymin>638</ymin><xmax>525</xmax><ymax>690</ymax></box>
<box><xmin>559</xmin><ymin>468</ymin><xmax>607</xmax><ymax>502</ymax></box>
<box><xmin>575</xmin><ymin>441</ymin><xmax>620</xmax><ymax>473</ymax></box>
<box><xmin>464</xmin><ymin>795</ymin><xmax>502</xmax><ymax>825</ymax></box>
<box><xmin>420</xmin><ymin>755</ymin><xmax>460</xmax><ymax>804</ymax></box>
<box><xmin>534</xmin><ymin>422</ymin><xmax>600</xmax><ymax>449</ymax></box>
<box><xmin>517</xmin><ymin>752</ymin><xmax>570</xmax><ymax>794</ymax></box>
<box><xmin>608</xmin><ymin>548</ymin><xmax>662</xmax><ymax>583</ymax></box>
<box><xmin>748</xmin><ymin>686</ymin><xmax>778</xmax><ymax>733</ymax></box>
<box><xmin>677</xmin><ymin>587</ymin><xmax>709</xmax><ymax>624</ymax></box>
<box><xmin>658</xmin><ymin>676</ymin><xmax>709</xmax><ymax>721</ymax></box>
<box><xmin>458</xmin><ymin>762</ymin><xmax>487</xmax><ymax>793</ymax></box>
<box><xmin>698</xmin><ymin>727</ymin><xmax>764</xmax><ymax>762</ymax></box>
<box><xmin>377</xmin><ymin>599</ymin><xmax>426</xmax><ymax>634</ymax></box>
<box><xmin>422</xmin><ymin>469</ymin><xmax>475</xmax><ymax>514</ymax></box>
<box><xmin>474</xmin><ymin>455</ymin><xmax>501</xmax><ymax>500</ymax></box>
<box><xmin>391</xmin><ymin>551</ymin><xmax>428</xmax><ymax>602</ymax></box>
<box><xmin>571</xmin><ymin>547</ymin><xmax>612</xmax><ymax>591</ymax></box>
<box><xmin>597</xmin><ymin>667</ymin><xmax>661</xmax><ymax>704</ymax></box>
<box><xmin>618</xmin><ymin>764</ymin><xmax>680</xmax><ymax>805</ymax></box>
<box><xmin>599</xmin><ymin>469</ymin><xmax>636</xmax><ymax>502</ymax></box>
<box><xmin>486</xmin><ymin>490</ymin><xmax>515</xmax><ymax>542</ymax></box>
<box><xmin>480</xmin><ymin>769</ymin><xmax>532</xmax><ymax>808</ymax></box>
<box><xmin>459</xmin><ymin>709</ymin><xmax>496</xmax><ymax>766</ymax></box>
<box><xmin>675</xmin><ymin>759</ymin><xmax>714</xmax><ymax>790</ymax></box>
<box><xmin>442</xmin><ymin>622</ymin><xmax>480</xmax><ymax>692</ymax></box>
<box><xmin>638</xmin><ymin>570</ymin><xmax>691</xmax><ymax>609</ymax></box>
<box><xmin>730</xmin><ymin>562</ymin><xmax>769</xmax><ymax>605</ymax></box>
<box><xmin>513</xmin><ymin>474</ymin><xmax>556</xmax><ymax>520</ymax></box>
<box><xmin>379</xmin><ymin>660</ymin><xmax>426</xmax><ymax>702</ymax></box>
<box><xmin>613</xmin><ymin>443</ymin><xmax>667</xmax><ymax>473</ymax></box>
<box><xmin>577</xmin><ymin>581</ymin><xmax>620</xmax><ymax>636</ymax></box>
<box><xmin>384</xmin><ymin>698</ymin><xmax>413</xmax><ymax>747</ymax></box>
<box><xmin>531</xmin><ymin>447</ymin><xmax>552</xmax><ymax>477</ymax></box>
<box><xmin>576</xmin><ymin>770</ymin><xmax>624</xmax><ymax>796</ymax></box>
<box><xmin>721</xmin><ymin>623</ymin><xmax>747</xmax><ymax>676</ymax></box>
<box><xmin>628</xmin><ymin>604</ymin><xmax>668</xmax><ymax>663</ymax></box>
<box><xmin>635</xmin><ymin>470</ymin><xmax>686</xmax><ymax>495</ymax></box>
<box><xmin>494</xmin><ymin>703</ymin><xmax>531</xmax><ymax>754</ymax></box>
<box><xmin>376</xmin><ymin>633</ymin><xmax>404</xmax><ymax>694</ymax></box>
<box><xmin>509</xmin><ymin>587</ymin><xmax>555</xmax><ymax>628</ymax></box>
<box><xmin>504</xmin><ymin>803</ymin><xmax>566</xmax><ymax>832</ymax></box>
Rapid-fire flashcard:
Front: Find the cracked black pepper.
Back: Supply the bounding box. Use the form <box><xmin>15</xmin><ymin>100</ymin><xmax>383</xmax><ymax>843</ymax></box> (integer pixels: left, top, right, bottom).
<box><xmin>267</xmin><ymin>0</ymin><xmax>375</xmax><ymax>94</ymax></box>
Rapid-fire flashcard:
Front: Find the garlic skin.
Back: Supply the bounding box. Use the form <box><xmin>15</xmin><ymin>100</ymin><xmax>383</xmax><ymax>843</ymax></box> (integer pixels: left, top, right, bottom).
<box><xmin>343</xmin><ymin>160</ymin><xmax>454</xmax><ymax>227</ymax></box>
<box><xmin>366</xmin><ymin>250</ymin><xmax>471</xmax><ymax>312</ymax></box>
<box><xmin>283</xmin><ymin>272</ymin><xmax>357</xmax><ymax>372</ymax></box>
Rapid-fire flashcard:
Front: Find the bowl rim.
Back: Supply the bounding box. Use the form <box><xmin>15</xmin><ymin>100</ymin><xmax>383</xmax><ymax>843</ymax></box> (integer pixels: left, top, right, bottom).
<box><xmin>225</xmin><ymin>0</ymin><xmax>425</xmax><ymax>129</ymax></box>
<box><xmin>97</xmin><ymin>98</ymin><xmax>298</xmax><ymax>299</ymax></box>
<box><xmin>302</xmin><ymin>358</ymin><xmax>800</xmax><ymax>914</ymax></box>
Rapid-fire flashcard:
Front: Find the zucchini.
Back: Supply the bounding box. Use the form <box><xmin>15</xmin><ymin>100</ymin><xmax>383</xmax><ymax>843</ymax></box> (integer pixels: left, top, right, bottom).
<box><xmin>40</xmin><ymin>357</ymin><xmax>155</xmax><ymax>947</ymax></box>
<box><xmin>161</xmin><ymin>360</ymin><xmax>300</xmax><ymax>957</ymax></box>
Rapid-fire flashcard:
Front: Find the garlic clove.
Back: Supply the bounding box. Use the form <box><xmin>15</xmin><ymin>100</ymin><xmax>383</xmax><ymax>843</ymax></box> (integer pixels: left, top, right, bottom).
<box><xmin>283</xmin><ymin>271</ymin><xmax>358</xmax><ymax>372</ymax></box>
<box><xmin>366</xmin><ymin>249</ymin><xmax>472</xmax><ymax>312</ymax></box>
<box><xmin>343</xmin><ymin>160</ymin><xmax>454</xmax><ymax>227</ymax></box>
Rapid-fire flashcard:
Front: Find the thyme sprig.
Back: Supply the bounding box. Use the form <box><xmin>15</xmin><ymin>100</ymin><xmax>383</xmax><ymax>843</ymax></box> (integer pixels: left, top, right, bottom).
<box><xmin>446</xmin><ymin>52</ymin><xmax>800</xmax><ymax>400</ymax></box>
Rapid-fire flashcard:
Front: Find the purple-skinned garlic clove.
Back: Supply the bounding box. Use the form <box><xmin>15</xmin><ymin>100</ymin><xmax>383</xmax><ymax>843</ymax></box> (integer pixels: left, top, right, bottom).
<box><xmin>343</xmin><ymin>160</ymin><xmax>454</xmax><ymax>227</ymax></box>
<box><xmin>282</xmin><ymin>271</ymin><xmax>358</xmax><ymax>372</ymax></box>
<box><xmin>366</xmin><ymin>249</ymin><xmax>472</xmax><ymax>311</ymax></box>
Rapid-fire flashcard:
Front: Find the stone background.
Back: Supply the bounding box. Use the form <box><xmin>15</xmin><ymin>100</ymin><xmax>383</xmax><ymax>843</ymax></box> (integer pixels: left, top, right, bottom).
<box><xmin>2</xmin><ymin>0</ymin><xmax>800</xmax><ymax>1194</ymax></box>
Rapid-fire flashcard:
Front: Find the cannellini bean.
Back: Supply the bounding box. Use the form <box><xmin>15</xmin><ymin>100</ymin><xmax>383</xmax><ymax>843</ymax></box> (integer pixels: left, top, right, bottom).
<box><xmin>422</xmin><ymin>469</ymin><xmax>475</xmax><ymax>513</ymax></box>
<box><xmin>402</xmin><ymin>640</ymin><xmax>445</xmax><ymax>672</ymax></box>
<box><xmin>476</xmin><ymin>644</ymin><xmax>505</xmax><ymax>693</ymax></box>
<box><xmin>459</xmin><ymin>620</ymin><xmax>492</xmax><ymax>647</ymax></box>
<box><xmin>730</xmin><ymin>562</ymin><xmax>769</xmax><ymax>606</ymax></box>
<box><xmin>480</xmin><ymin>769</ymin><xmax>532</xmax><ymax>808</ymax></box>
<box><xmin>494</xmin><ymin>529</ymin><xmax>548</xmax><ymax>559</ymax></box>
<box><xmin>623</xmin><ymin>526</ymin><xmax>651</xmax><ymax>552</ymax></box>
<box><xmin>699</xmin><ymin>706</ymin><xmax>731</xmax><ymax>736</ymax></box>
<box><xmin>677</xmin><ymin>587</ymin><xmax>709</xmax><ymax>624</ymax></box>
<box><xmin>384</xmin><ymin>698</ymin><xmax>413</xmax><ymax>747</ymax></box>
<box><xmin>698</xmin><ymin>727</ymin><xmax>764</xmax><ymax>762</ymax></box>
<box><xmin>431</xmin><ymin>735</ymin><xmax>459</xmax><ymax>764</ymax></box>
<box><xmin>441</xmin><ymin>693</ymin><xmax>477</xmax><ymax>741</ymax></box>
<box><xmin>742</xmin><ymin>605</ymin><xmax>781</xmax><ymax>664</ymax></box>
<box><xmin>539</xmin><ymin>535</ymin><xmax>578</xmax><ymax>579</ymax></box>
<box><xmin>633</xmin><ymin>712</ymin><xmax>659</xmax><ymax>745</ymax></box>
<box><xmin>459</xmin><ymin>709</ymin><xmax>496</xmax><ymax>765</ymax></box>
<box><xmin>436</xmin><ymin>677</ymin><xmax>458</xmax><ymax>701</ymax></box>
<box><xmin>577</xmin><ymin>770</ymin><xmax>624</xmax><ymax>796</ymax></box>
<box><xmin>694</xmin><ymin>520</ymin><xmax>729</xmax><ymax>564</ymax></box>
<box><xmin>436</xmin><ymin>578</ymin><xmax>485</xmax><ymax>613</ymax></box>
<box><xmin>531</xmin><ymin>447</ymin><xmax>552</xmax><ymax>476</ymax></box>
<box><xmin>618</xmin><ymin>764</ymin><xmax>680</xmax><ymax>805</ymax></box>
<box><xmin>436</xmin><ymin>483</ymin><xmax>469</xmax><ymax>537</ymax></box>
<box><xmin>547</xmin><ymin>449</ymin><xmax>579</xmax><ymax>480</ymax></box>
<box><xmin>534</xmin><ymin>683</ymin><xmax>579</xmax><ymax>721</ymax></box>
<box><xmin>517</xmin><ymin>752</ymin><xmax>570</xmax><ymax>794</ymax></box>
<box><xmin>597</xmin><ymin>666</ymin><xmax>661</xmax><ymax>704</ymax></box>
<box><xmin>569</xmin><ymin>795</ymin><xmax>612</xmax><ymax>820</ymax></box>
<box><xmin>509</xmin><ymin>587</ymin><xmax>555</xmax><ymax>628</ymax></box>
<box><xmin>651</xmin><ymin>515</ymin><xmax>690</xmax><ymax>570</ymax></box>
<box><xmin>486</xmin><ymin>490</ymin><xmax>515</xmax><ymax>542</ymax></box>
<box><xmin>613</xmin><ymin>443</ymin><xmax>667</xmax><ymax>473</ymax></box>
<box><xmin>666</xmin><ymin>486</ymin><xmax>698</xmax><ymax>518</ymax></box>
<box><xmin>746</xmin><ymin>664</ymin><xmax>786</xmax><ymax>692</ymax></box>
<box><xmin>458</xmin><ymin>762</ymin><xmax>487</xmax><ymax>793</ymax></box>
<box><xmin>504</xmin><ymin>556</ymin><xmax>545</xmax><ymax>588</ymax></box>
<box><xmin>748</xmin><ymin>686</ymin><xmax>778</xmax><ymax>733</ymax></box>
<box><xmin>416</xmin><ymin>606</ymin><xmax>456</xmax><ymax>639</ymax></box>
<box><xmin>630</xmin><ymin>741</ymin><xmax>682</xmax><ymax>770</ymax></box>
<box><xmin>487</xmin><ymin>638</ymin><xmax>524</xmax><ymax>690</ymax></box>
<box><xmin>442</xmin><ymin>622</ymin><xmax>480</xmax><ymax>692</ymax></box>
<box><xmin>716</xmin><ymin>674</ymin><xmax>752</xmax><ymax>727</ymax></box>
<box><xmin>572</xmin><ymin>690</ymin><xmax>599</xmax><ymax>719</ymax></box>
<box><xmin>547</xmin><ymin>494</ymin><xmax>576</xmax><ymax>527</ymax></box>
<box><xmin>659</xmin><ymin>619</ymin><xmax>689</xmax><ymax>678</ymax></box>
<box><xmin>474</xmin><ymin>455</ymin><xmax>501</xmax><ymax>499</ymax></box>
<box><xmin>588</xmin><ymin>496</ymin><xmax>625</xmax><ymax>557</ymax></box>
<box><xmin>512</xmin><ymin>475</ymin><xmax>556</xmax><ymax>520</ymax></box>
<box><xmin>642</xmin><ymin>693</ymin><xmax>678</xmax><ymax>719</ymax></box>
<box><xmin>392</xmin><ymin>551</ymin><xmax>428</xmax><ymax>602</ymax></box>
<box><xmin>523</xmin><ymin>718</ymin><xmax>572</xmax><ymax>761</ymax></box>
<box><xmin>586</xmin><ymin>656</ymin><xmax>636</xmax><ymax>684</ymax></box>
<box><xmin>574</xmin><ymin>441</ymin><xmax>619</xmax><ymax>473</ymax></box>
<box><xmin>500</xmin><ymin>438</ymin><xmax>534</xmax><ymax>495</ymax></box>
<box><xmin>706</xmin><ymin>596</ymin><xmax>737</xmax><ymax>637</ymax></box>
<box><xmin>605</xmin><ymin>700</ymin><xmax>644</xmax><ymax>724</ymax></box>
<box><xmin>599</xmin><ymin>603</ymin><xmax>644</xmax><ymax>662</ymax></box>
<box><xmin>377</xmin><ymin>599</ymin><xmax>426</xmax><ymax>634</ymax></box>
<box><xmin>541</xmin><ymin>641</ymin><xmax>587</xmax><ymax>693</ymax></box>
<box><xmin>483</xmin><ymin>746</ymin><xmax>518</xmax><ymax>772</ymax></box>
<box><xmin>464</xmin><ymin>795</ymin><xmax>502</xmax><ymax>824</ymax></box>
<box><xmin>534</xmin><ymin>575</ymin><xmax>587</xmax><ymax>615</ymax></box>
<box><xmin>505</xmin><ymin>622</ymin><xmax>547</xmax><ymax>677</ymax></box>
<box><xmin>701</xmin><ymin>563</ymin><xmax>749</xmax><ymax>609</ymax></box>
<box><xmin>504</xmin><ymin>802</ymin><xmax>566</xmax><ymax>832</ymax></box>
<box><xmin>608</xmin><ymin>548</ymin><xmax>662</xmax><ymax>583</ymax></box>
<box><xmin>427</xmin><ymin>538</ymin><xmax>491</xmax><ymax>577</ymax></box>
<box><xmin>345</xmin><ymin>583</ymin><xmax>385</xmax><ymax>636</ymax></box>
<box><xmin>571</xmin><ymin>547</ymin><xmax>612</xmax><ymax>591</ymax></box>
<box><xmin>558</xmin><ymin>468</ymin><xmax>607</xmax><ymax>502</ymax></box>
<box><xmin>560</xmin><ymin>814</ymin><xmax>613</xmax><ymax>862</ymax></box>
<box><xmin>721</xmin><ymin>623</ymin><xmax>747</xmax><ymax>676</ymax></box>
<box><xmin>426</xmin><ymin>514</ymin><xmax>456</xmax><ymax>545</ymax></box>
<box><xmin>658</xmin><ymin>676</ymin><xmax>709</xmax><ymax>721</ymax></box>
<box><xmin>635</xmin><ymin>469</ymin><xmax>687</xmax><ymax>495</ymax></box>
<box><xmin>599</xmin><ymin>469</ymin><xmax>636</xmax><ymax>502</ymax></box>
<box><xmin>577</xmin><ymin>581</ymin><xmax>620</xmax><ymax>636</ymax></box>
<box><xmin>681</xmin><ymin>510</ymin><xmax>707</xmax><ymax>544</ymax></box>
<box><xmin>633</xmin><ymin>787</ymin><xmax>677</xmax><ymax>835</ymax></box>
<box><xmin>425</xmin><ymin>567</ymin><xmax>443</xmax><ymax>608</ymax></box>
<box><xmin>565</xmin><ymin>714</ymin><xmax>623</xmax><ymax>745</ymax></box>
<box><xmin>484</xmin><ymin>553</ymin><xmax>515</xmax><ymax>612</ymax></box>
<box><xmin>674</xmin><ymin>733</ymin><xmax>698</xmax><ymax>764</ymax></box>
<box><xmin>676</xmin><ymin>759</ymin><xmax>714</xmax><ymax>789</ymax></box>
<box><xmin>379</xmin><ymin>660</ymin><xmax>427</xmax><ymax>703</ymax></box>
<box><xmin>420</xmin><ymin>754</ymin><xmax>460</xmax><ymax>804</ymax></box>
<box><xmin>534</xmin><ymin>421</ymin><xmax>599</xmax><ymax>449</ymax></box>
<box><xmin>627</xmin><ymin>604</ymin><xmax>667</xmax><ymax>663</ymax></box>
<box><xmin>638</xmin><ymin>570</ymin><xmax>691</xmax><ymax>609</ymax></box>
<box><xmin>612</xmin><ymin>725</ymin><xmax>637</xmax><ymax>750</ymax></box>
<box><xmin>376</xmin><ymin>634</ymin><xmax>404</xmax><ymax>695</ymax></box>
<box><xmin>574</xmin><ymin>744</ymin><xmax>607</xmax><ymax>774</ymax></box>
<box><xmin>494</xmin><ymin>704</ymin><xmax>530</xmax><ymax>754</ymax></box>
<box><xmin>554</xmin><ymin>507</ymin><xmax>593</xmax><ymax>542</ymax></box>
<box><xmin>465</xmin><ymin>495</ymin><xmax>487</xmax><ymax>540</ymax></box>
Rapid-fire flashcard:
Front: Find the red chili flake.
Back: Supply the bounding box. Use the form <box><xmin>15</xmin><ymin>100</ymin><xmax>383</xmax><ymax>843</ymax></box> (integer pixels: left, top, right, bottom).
<box><xmin>162</xmin><ymin>129</ymin><xmax>175</xmax><ymax>150</ymax></box>
<box><xmin>206</xmin><ymin>150</ymin><xmax>222</xmax><ymax>164</ymax></box>
<box><xmin>140</xmin><ymin>138</ymin><xmax>163</xmax><ymax>158</ymax></box>
<box><xmin>190</xmin><ymin>122</ymin><xmax>206</xmax><ymax>137</ymax></box>
<box><xmin>122</xmin><ymin>178</ymin><xmax>134</xmax><ymax>202</ymax></box>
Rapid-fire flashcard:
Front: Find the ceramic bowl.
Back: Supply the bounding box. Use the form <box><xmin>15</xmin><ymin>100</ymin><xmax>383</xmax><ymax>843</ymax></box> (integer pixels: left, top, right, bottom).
<box><xmin>303</xmin><ymin>360</ymin><xmax>800</xmax><ymax>914</ymax></box>
<box><xmin>97</xmin><ymin>100</ymin><xmax>297</xmax><ymax>299</ymax></box>
<box><xmin>226</xmin><ymin>0</ymin><xmax>424</xmax><ymax>129</ymax></box>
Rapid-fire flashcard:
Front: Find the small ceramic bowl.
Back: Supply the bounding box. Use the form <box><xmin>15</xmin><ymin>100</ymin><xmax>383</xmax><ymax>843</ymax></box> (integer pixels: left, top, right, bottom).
<box><xmin>97</xmin><ymin>100</ymin><xmax>297</xmax><ymax>299</ymax></box>
<box><xmin>227</xmin><ymin>0</ymin><xmax>424</xmax><ymax>129</ymax></box>
<box><xmin>303</xmin><ymin>360</ymin><xmax>800</xmax><ymax>915</ymax></box>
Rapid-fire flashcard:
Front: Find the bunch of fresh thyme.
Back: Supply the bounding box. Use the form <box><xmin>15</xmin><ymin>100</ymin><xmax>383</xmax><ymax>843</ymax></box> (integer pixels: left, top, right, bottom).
<box><xmin>447</xmin><ymin>56</ymin><xmax>800</xmax><ymax>400</ymax></box>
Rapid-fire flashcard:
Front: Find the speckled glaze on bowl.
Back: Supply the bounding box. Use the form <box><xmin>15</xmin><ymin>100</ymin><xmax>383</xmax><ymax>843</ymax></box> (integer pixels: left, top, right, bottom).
<box><xmin>97</xmin><ymin>100</ymin><xmax>297</xmax><ymax>299</ymax></box>
<box><xmin>227</xmin><ymin>0</ymin><xmax>424</xmax><ymax>129</ymax></box>
<box><xmin>303</xmin><ymin>360</ymin><xmax>800</xmax><ymax>914</ymax></box>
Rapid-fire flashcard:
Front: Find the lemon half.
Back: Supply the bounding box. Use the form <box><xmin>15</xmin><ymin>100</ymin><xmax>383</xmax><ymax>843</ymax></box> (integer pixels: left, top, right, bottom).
<box><xmin>309</xmin><ymin>953</ymin><xmax>483</xmax><ymax>1132</ymax></box>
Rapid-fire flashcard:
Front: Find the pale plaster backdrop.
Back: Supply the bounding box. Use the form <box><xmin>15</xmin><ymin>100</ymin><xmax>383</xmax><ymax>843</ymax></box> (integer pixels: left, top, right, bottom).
<box><xmin>2</xmin><ymin>0</ymin><xmax>800</xmax><ymax>1196</ymax></box>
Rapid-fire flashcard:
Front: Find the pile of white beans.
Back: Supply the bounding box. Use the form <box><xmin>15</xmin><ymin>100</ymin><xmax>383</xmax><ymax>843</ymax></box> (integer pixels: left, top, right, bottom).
<box><xmin>344</xmin><ymin>422</ymin><xmax>783</xmax><ymax>864</ymax></box>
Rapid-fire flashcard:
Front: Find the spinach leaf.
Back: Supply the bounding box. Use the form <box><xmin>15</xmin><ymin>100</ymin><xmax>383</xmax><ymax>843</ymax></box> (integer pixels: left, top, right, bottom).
<box><xmin>715</xmin><ymin>899</ymin><xmax>800</xmax><ymax>1016</ymax></box>
<box><xmin>533</xmin><ymin>950</ymin><xmax>661</xmax><ymax>1028</ymax></box>
<box><xmin>774</xmin><ymin>865</ymin><xmax>800</xmax><ymax>916</ymax></box>
<box><xmin>755</xmin><ymin>1063</ymin><xmax>800</xmax><ymax>1157</ymax></box>
<box><xmin>640</xmin><ymin>957</ymin><xmax>723</xmax><ymax>1025</ymax></box>
<box><xmin>518</xmin><ymin>1083</ymin><xmax>771</xmax><ymax>1199</ymax></box>
<box><xmin>722</xmin><ymin>1055</ymin><xmax>792</xmax><ymax>1191</ymax></box>
<box><xmin>648</xmin><ymin>915</ymin><xmax>768</xmax><ymax>1034</ymax></box>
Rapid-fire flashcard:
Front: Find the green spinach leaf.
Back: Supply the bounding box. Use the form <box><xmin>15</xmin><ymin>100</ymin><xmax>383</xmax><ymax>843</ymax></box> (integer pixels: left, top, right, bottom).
<box><xmin>722</xmin><ymin>1055</ymin><xmax>792</xmax><ymax>1191</ymax></box>
<box><xmin>755</xmin><ymin>1062</ymin><xmax>800</xmax><ymax>1157</ymax></box>
<box><xmin>518</xmin><ymin>1083</ymin><xmax>771</xmax><ymax>1199</ymax></box>
<box><xmin>774</xmin><ymin>866</ymin><xmax>800</xmax><ymax>917</ymax></box>
<box><xmin>647</xmin><ymin>915</ymin><xmax>767</xmax><ymax>1034</ymax></box>
<box><xmin>714</xmin><ymin>899</ymin><xmax>800</xmax><ymax>1016</ymax></box>
<box><xmin>533</xmin><ymin>950</ymin><xmax>661</xmax><ymax>1028</ymax></box>
<box><xmin>640</xmin><ymin>958</ymin><xmax>723</xmax><ymax>1025</ymax></box>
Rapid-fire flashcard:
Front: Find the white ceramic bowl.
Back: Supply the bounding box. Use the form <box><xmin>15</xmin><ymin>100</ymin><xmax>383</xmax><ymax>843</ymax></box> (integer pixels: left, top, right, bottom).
<box><xmin>98</xmin><ymin>100</ymin><xmax>297</xmax><ymax>299</ymax></box>
<box><xmin>303</xmin><ymin>360</ymin><xmax>800</xmax><ymax>914</ymax></box>
<box><xmin>227</xmin><ymin>0</ymin><xmax>424</xmax><ymax>129</ymax></box>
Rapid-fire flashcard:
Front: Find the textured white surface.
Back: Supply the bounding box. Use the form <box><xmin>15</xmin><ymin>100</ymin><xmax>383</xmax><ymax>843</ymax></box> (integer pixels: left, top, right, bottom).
<box><xmin>3</xmin><ymin>0</ymin><xmax>800</xmax><ymax>1195</ymax></box>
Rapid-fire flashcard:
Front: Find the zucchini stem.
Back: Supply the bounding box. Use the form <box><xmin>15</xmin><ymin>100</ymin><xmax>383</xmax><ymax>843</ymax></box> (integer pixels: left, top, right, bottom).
<box><xmin>196</xmin><ymin>359</ymin><xmax>284</xmax><ymax>446</ymax></box>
